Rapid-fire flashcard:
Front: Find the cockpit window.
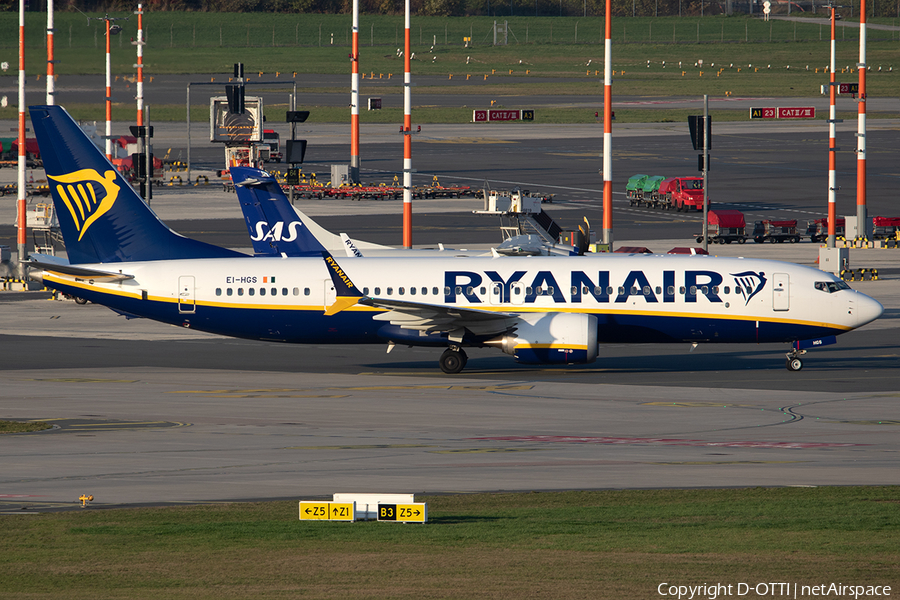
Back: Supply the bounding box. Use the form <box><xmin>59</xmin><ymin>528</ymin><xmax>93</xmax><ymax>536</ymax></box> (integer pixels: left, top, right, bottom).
<box><xmin>815</xmin><ymin>280</ymin><xmax>850</xmax><ymax>293</ymax></box>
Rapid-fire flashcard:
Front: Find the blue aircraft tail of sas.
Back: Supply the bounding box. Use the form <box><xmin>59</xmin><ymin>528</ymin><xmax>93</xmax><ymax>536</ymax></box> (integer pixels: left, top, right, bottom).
<box><xmin>231</xmin><ymin>166</ymin><xmax>326</xmax><ymax>257</ymax></box>
<box><xmin>29</xmin><ymin>105</ymin><xmax>243</xmax><ymax>264</ymax></box>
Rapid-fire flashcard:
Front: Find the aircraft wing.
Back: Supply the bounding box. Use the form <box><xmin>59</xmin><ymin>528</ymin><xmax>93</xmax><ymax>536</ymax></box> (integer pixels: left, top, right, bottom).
<box><xmin>359</xmin><ymin>296</ymin><xmax>517</xmax><ymax>339</ymax></box>
<box><xmin>27</xmin><ymin>259</ymin><xmax>135</xmax><ymax>282</ymax></box>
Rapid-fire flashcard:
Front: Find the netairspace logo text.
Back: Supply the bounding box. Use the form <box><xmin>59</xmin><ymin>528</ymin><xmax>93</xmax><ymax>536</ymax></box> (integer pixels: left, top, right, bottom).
<box><xmin>658</xmin><ymin>582</ymin><xmax>892</xmax><ymax>599</ymax></box>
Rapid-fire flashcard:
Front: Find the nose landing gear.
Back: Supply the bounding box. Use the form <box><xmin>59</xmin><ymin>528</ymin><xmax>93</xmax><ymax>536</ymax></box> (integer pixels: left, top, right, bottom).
<box><xmin>785</xmin><ymin>348</ymin><xmax>806</xmax><ymax>371</ymax></box>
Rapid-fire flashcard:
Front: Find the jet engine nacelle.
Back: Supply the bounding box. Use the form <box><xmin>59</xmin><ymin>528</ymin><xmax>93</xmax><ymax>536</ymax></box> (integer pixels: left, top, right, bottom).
<box><xmin>489</xmin><ymin>313</ymin><xmax>598</xmax><ymax>364</ymax></box>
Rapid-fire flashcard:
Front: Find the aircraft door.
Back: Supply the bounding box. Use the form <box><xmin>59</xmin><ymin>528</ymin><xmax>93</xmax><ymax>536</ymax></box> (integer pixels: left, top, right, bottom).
<box><xmin>773</xmin><ymin>272</ymin><xmax>789</xmax><ymax>311</ymax></box>
<box><xmin>324</xmin><ymin>279</ymin><xmax>336</xmax><ymax>310</ymax></box>
<box><xmin>178</xmin><ymin>276</ymin><xmax>196</xmax><ymax>314</ymax></box>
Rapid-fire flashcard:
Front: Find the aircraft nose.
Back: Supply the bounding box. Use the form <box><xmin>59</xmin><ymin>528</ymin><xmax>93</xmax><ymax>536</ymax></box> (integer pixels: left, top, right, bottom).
<box><xmin>855</xmin><ymin>292</ymin><xmax>884</xmax><ymax>328</ymax></box>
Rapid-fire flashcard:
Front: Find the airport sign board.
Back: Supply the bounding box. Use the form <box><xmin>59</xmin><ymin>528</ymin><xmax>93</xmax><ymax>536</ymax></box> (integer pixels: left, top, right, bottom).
<box><xmin>838</xmin><ymin>83</ymin><xmax>859</xmax><ymax>95</ymax></box>
<box><xmin>377</xmin><ymin>502</ymin><xmax>428</xmax><ymax>523</ymax></box>
<box><xmin>299</xmin><ymin>501</ymin><xmax>356</xmax><ymax>521</ymax></box>
<box><xmin>749</xmin><ymin>107</ymin><xmax>776</xmax><ymax>119</ymax></box>
<box><xmin>750</xmin><ymin>107</ymin><xmax>815</xmax><ymax>120</ymax></box>
<box><xmin>778</xmin><ymin>107</ymin><xmax>815</xmax><ymax>119</ymax></box>
<box><xmin>473</xmin><ymin>109</ymin><xmax>534</xmax><ymax>123</ymax></box>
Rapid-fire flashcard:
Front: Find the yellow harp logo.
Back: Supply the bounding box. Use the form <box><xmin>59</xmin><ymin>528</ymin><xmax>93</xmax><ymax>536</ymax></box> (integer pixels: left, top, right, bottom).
<box><xmin>49</xmin><ymin>169</ymin><xmax>121</xmax><ymax>241</ymax></box>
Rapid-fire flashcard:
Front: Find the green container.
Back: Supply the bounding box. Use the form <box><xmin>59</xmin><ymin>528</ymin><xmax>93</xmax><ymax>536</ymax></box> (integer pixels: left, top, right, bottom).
<box><xmin>625</xmin><ymin>174</ymin><xmax>648</xmax><ymax>192</ymax></box>
<box><xmin>641</xmin><ymin>175</ymin><xmax>666</xmax><ymax>194</ymax></box>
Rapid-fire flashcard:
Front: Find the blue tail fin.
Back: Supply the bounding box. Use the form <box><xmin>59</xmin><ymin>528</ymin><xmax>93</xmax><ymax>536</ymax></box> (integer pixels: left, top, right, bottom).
<box><xmin>30</xmin><ymin>105</ymin><xmax>244</xmax><ymax>264</ymax></box>
<box><xmin>231</xmin><ymin>166</ymin><xmax>327</xmax><ymax>257</ymax></box>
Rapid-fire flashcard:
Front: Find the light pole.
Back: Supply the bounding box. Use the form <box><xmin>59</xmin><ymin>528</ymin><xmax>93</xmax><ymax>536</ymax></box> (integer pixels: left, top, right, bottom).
<box><xmin>87</xmin><ymin>13</ymin><xmax>128</xmax><ymax>160</ymax></box>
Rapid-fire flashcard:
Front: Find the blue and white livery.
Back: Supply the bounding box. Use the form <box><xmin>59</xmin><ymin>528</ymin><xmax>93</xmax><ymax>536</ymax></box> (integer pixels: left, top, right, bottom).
<box><xmin>26</xmin><ymin>105</ymin><xmax>883</xmax><ymax>374</ymax></box>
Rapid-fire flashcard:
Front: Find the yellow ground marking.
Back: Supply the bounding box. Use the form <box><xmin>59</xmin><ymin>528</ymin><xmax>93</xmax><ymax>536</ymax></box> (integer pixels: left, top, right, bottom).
<box><xmin>283</xmin><ymin>444</ymin><xmax>434</xmax><ymax>450</ymax></box>
<box><xmin>641</xmin><ymin>402</ymin><xmax>755</xmax><ymax>408</ymax></box>
<box><xmin>651</xmin><ymin>461</ymin><xmax>804</xmax><ymax>465</ymax></box>
<box><xmin>428</xmin><ymin>448</ymin><xmax>541</xmax><ymax>454</ymax></box>
<box><xmin>423</xmin><ymin>137</ymin><xmax>516</xmax><ymax>145</ymax></box>
<box><xmin>29</xmin><ymin>378</ymin><xmax>138</xmax><ymax>383</ymax></box>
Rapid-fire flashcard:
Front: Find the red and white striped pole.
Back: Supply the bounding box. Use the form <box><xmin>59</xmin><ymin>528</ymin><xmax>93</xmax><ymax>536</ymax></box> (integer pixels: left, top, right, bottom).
<box><xmin>46</xmin><ymin>0</ymin><xmax>54</xmax><ymax>105</ymax></box>
<box><xmin>402</xmin><ymin>0</ymin><xmax>412</xmax><ymax>249</ymax></box>
<box><xmin>602</xmin><ymin>0</ymin><xmax>613</xmax><ymax>247</ymax></box>
<box><xmin>827</xmin><ymin>6</ymin><xmax>836</xmax><ymax>247</ymax></box>
<box><xmin>105</xmin><ymin>17</ymin><xmax>112</xmax><ymax>160</ymax></box>
<box><xmin>856</xmin><ymin>0</ymin><xmax>867</xmax><ymax>239</ymax></box>
<box><xmin>350</xmin><ymin>0</ymin><xmax>360</xmax><ymax>183</ymax></box>
<box><xmin>17</xmin><ymin>0</ymin><xmax>27</xmax><ymax>278</ymax></box>
<box><xmin>136</xmin><ymin>3</ymin><xmax>144</xmax><ymax>127</ymax></box>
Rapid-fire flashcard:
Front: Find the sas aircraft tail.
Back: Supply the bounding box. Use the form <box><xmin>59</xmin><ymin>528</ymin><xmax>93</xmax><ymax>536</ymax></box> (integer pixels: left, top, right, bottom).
<box><xmin>29</xmin><ymin>105</ymin><xmax>244</xmax><ymax>264</ymax></box>
<box><xmin>231</xmin><ymin>166</ymin><xmax>327</xmax><ymax>257</ymax></box>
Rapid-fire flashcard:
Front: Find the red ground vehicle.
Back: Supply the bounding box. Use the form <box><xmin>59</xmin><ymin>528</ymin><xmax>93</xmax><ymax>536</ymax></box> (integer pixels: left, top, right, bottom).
<box><xmin>806</xmin><ymin>217</ymin><xmax>845</xmax><ymax>242</ymax></box>
<box><xmin>872</xmin><ymin>216</ymin><xmax>900</xmax><ymax>240</ymax></box>
<box><xmin>261</xmin><ymin>129</ymin><xmax>282</xmax><ymax>163</ymax></box>
<box><xmin>658</xmin><ymin>177</ymin><xmax>706</xmax><ymax>212</ymax></box>
<box><xmin>697</xmin><ymin>210</ymin><xmax>747</xmax><ymax>244</ymax></box>
<box><xmin>753</xmin><ymin>219</ymin><xmax>800</xmax><ymax>243</ymax></box>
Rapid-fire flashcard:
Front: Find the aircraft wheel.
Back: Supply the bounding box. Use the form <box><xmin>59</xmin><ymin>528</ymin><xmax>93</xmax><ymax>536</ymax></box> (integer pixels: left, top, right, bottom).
<box><xmin>786</xmin><ymin>358</ymin><xmax>803</xmax><ymax>372</ymax></box>
<box><xmin>74</xmin><ymin>297</ymin><xmax>88</xmax><ymax>305</ymax></box>
<box><xmin>439</xmin><ymin>348</ymin><xmax>467</xmax><ymax>374</ymax></box>
<box><xmin>738</xmin><ymin>238</ymin><xmax>746</xmax><ymax>244</ymax></box>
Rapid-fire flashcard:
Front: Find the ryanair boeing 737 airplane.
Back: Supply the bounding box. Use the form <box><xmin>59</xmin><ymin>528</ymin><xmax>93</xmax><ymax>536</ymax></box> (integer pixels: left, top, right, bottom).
<box><xmin>26</xmin><ymin>105</ymin><xmax>882</xmax><ymax>374</ymax></box>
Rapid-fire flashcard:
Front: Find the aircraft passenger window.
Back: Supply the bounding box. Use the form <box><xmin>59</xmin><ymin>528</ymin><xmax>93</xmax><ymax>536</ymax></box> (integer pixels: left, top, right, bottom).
<box><xmin>238</xmin><ymin>288</ymin><xmax>244</xmax><ymax>296</ymax></box>
<box><xmin>631</xmin><ymin>287</ymin><xmax>639</xmax><ymax>295</ymax></box>
<box><xmin>399</xmin><ymin>287</ymin><xmax>405</xmax><ymax>295</ymax></box>
<box><xmin>410</xmin><ymin>287</ymin><xmax>416</xmax><ymax>295</ymax></box>
<box><xmin>479</xmin><ymin>287</ymin><xmax>486</xmax><ymax>295</ymax></box>
<box><xmin>607</xmin><ymin>287</ymin><xmax>614</xmax><ymax>295</ymax></box>
<box><xmin>667</xmin><ymin>286</ymin><xmax>675</xmax><ymax>295</ymax></box>
<box><xmin>702</xmin><ymin>286</ymin><xmax>708</xmax><ymax>294</ymax></box>
<box><xmin>690</xmin><ymin>286</ymin><xmax>697</xmax><ymax>295</ymax></box>
<box><xmin>423</xmin><ymin>287</ymin><xmax>429</xmax><ymax>295</ymax></box>
<box><xmin>387</xmin><ymin>287</ymin><xmax>393</xmax><ymax>295</ymax></box>
<box><xmin>618</xmin><ymin>287</ymin><xmax>625</xmax><ymax>295</ymax></box>
<box><xmin>444</xmin><ymin>287</ymin><xmax>450</xmax><ymax>295</ymax></box>
<box><xmin>643</xmin><ymin>286</ymin><xmax>651</xmax><ymax>295</ymax></box>
<box><xmin>216</xmin><ymin>288</ymin><xmax>222</xmax><ymax>296</ymax></box>
<box><xmin>363</xmin><ymin>287</ymin><xmax>369</xmax><ymax>295</ymax></box>
<box><xmin>724</xmin><ymin>286</ymin><xmax>730</xmax><ymax>294</ymax></box>
<box><xmin>526</xmin><ymin>287</ymin><xmax>533</xmax><ymax>295</ymax></box>
<box><xmin>434</xmin><ymin>287</ymin><xmax>440</xmax><ymax>295</ymax></box>
<box><xmin>592</xmin><ymin>286</ymin><xmax>601</xmax><ymax>295</ymax></box>
<box><xmin>375</xmin><ymin>287</ymin><xmax>381</xmax><ymax>295</ymax></box>
<box><xmin>257</xmin><ymin>288</ymin><xmax>263</xmax><ymax>296</ymax></box>
<box><xmin>227</xmin><ymin>288</ymin><xmax>233</xmax><ymax>296</ymax></box>
<box><xmin>466</xmin><ymin>286</ymin><xmax>473</xmax><ymax>295</ymax></box>
<box><xmin>573</xmin><ymin>287</ymin><xmax>580</xmax><ymax>295</ymax></box>
<box><xmin>679</xmin><ymin>286</ymin><xmax>686</xmax><ymax>294</ymax></box>
<box><xmin>455</xmin><ymin>286</ymin><xmax>463</xmax><ymax>295</ymax></box>
<box><xmin>271</xmin><ymin>288</ymin><xmax>276</xmax><ymax>296</ymax></box>
<box><xmin>293</xmin><ymin>287</ymin><xmax>299</xmax><ymax>296</ymax></box>
<box><xmin>712</xmin><ymin>286</ymin><xmax>719</xmax><ymax>294</ymax></box>
<box><xmin>249</xmin><ymin>288</ymin><xmax>255</xmax><ymax>296</ymax></box>
<box><xmin>282</xmin><ymin>288</ymin><xmax>288</xmax><ymax>296</ymax></box>
<box><xmin>548</xmin><ymin>287</ymin><xmax>554</xmax><ymax>295</ymax></box>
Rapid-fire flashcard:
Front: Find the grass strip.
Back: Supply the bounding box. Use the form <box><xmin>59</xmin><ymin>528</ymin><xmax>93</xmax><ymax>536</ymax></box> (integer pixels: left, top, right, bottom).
<box><xmin>1</xmin><ymin>487</ymin><xmax>897</xmax><ymax>599</ymax></box>
<box><xmin>0</xmin><ymin>420</ymin><xmax>51</xmax><ymax>434</ymax></box>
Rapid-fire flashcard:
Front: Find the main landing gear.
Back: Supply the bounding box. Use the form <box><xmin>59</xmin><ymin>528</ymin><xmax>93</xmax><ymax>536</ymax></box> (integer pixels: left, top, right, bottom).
<box><xmin>439</xmin><ymin>346</ymin><xmax>468</xmax><ymax>374</ymax></box>
<box><xmin>785</xmin><ymin>348</ymin><xmax>806</xmax><ymax>372</ymax></box>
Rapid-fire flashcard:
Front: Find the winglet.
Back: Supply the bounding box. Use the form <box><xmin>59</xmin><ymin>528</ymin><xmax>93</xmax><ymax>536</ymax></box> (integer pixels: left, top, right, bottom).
<box><xmin>322</xmin><ymin>252</ymin><xmax>364</xmax><ymax>316</ymax></box>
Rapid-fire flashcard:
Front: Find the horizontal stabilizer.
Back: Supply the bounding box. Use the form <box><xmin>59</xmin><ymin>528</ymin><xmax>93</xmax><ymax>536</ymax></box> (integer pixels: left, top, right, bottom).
<box><xmin>27</xmin><ymin>260</ymin><xmax>134</xmax><ymax>282</ymax></box>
